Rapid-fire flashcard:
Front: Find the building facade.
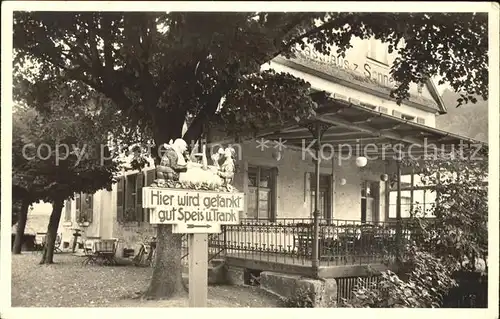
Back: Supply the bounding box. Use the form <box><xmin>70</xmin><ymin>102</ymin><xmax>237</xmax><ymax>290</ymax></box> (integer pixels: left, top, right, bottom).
<box><xmin>58</xmin><ymin>37</ymin><xmax>452</xmax><ymax>255</ymax></box>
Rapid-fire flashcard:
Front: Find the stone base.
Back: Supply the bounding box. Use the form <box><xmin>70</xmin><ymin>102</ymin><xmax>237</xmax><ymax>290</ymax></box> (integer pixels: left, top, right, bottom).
<box><xmin>221</xmin><ymin>266</ymin><xmax>246</xmax><ymax>286</ymax></box>
<box><xmin>260</xmin><ymin>271</ymin><xmax>337</xmax><ymax>307</ymax></box>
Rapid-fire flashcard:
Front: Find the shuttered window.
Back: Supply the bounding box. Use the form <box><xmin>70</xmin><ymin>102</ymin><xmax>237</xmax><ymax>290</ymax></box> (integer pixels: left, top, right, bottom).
<box><xmin>392</xmin><ymin>110</ymin><xmax>403</xmax><ymax>118</ymax></box>
<box><xmin>64</xmin><ymin>200</ymin><xmax>72</xmax><ymax>222</ymax></box>
<box><xmin>75</xmin><ymin>193</ymin><xmax>81</xmax><ymax>222</ymax></box>
<box><xmin>136</xmin><ymin>172</ymin><xmax>144</xmax><ymax>222</ymax></box>
<box><xmin>116</xmin><ymin>176</ymin><xmax>125</xmax><ymax>222</ymax></box>
<box><xmin>247</xmin><ymin>166</ymin><xmax>278</xmax><ymax>221</ymax></box>
<box><xmin>76</xmin><ymin>193</ymin><xmax>93</xmax><ymax>223</ymax></box>
<box><xmin>118</xmin><ymin>172</ymin><xmax>146</xmax><ymax>222</ymax></box>
<box><xmin>144</xmin><ymin>169</ymin><xmax>156</xmax><ymax>222</ymax></box>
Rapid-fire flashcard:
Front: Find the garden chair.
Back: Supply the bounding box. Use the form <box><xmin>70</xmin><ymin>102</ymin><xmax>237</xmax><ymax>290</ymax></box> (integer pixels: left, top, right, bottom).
<box><xmin>32</xmin><ymin>232</ymin><xmax>46</xmax><ymax>253</ymax></box>
<box><xmin>54</xmin><ymin>234</ymin><xmax>63</xmax><ymax>253</ymax></box>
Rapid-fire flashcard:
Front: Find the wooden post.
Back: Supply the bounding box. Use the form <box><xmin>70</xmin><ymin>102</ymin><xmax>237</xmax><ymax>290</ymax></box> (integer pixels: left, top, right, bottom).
<box><xmin>188</xmin><ymin>233</ymin><xmax>208</xmax><ymax>307</ymax></box>
<box><xmin>395</xmin><ymin>159</ymin><xmax>402</xmax><ymax>263</ymax></box>
<box><xmin>311</xmin><ymin>123</ymin><xmax>321</xmax><ymax>275</ymax></box>
<box><xmin>410</xmin><ymin>168</ymin><xmax>414</xmax><ymax>216</ymax></box>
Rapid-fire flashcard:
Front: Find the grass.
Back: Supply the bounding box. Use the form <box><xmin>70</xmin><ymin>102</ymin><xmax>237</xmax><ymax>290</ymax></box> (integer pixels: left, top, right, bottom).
<box><xmin>11</xmin><ymin>252</ymin><xmax>284</xmax><ymax>307</ymax></box>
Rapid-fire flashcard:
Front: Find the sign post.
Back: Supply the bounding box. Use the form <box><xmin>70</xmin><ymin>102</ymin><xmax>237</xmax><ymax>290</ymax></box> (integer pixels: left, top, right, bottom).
<box><xmin>143</xmin><ymin>187</ymin><xmax>244</xmax><ymax>307</ymax></box>
<box><xmin>188</xmin><ymin>233</ymin><xmax>208</xmax><ymax>307</ymax></box>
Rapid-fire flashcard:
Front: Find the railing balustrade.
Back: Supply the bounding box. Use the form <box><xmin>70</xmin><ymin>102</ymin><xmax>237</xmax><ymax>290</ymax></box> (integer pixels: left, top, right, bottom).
<box><xmin>205</xmin><ymin>218</ymin><xmax>418</xmax><ymax>266</ymax></box>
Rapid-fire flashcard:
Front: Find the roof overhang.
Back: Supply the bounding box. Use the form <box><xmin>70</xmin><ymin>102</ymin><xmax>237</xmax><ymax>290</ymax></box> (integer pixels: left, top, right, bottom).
<box><xmin>254</xmin><ymin>95</ymin><xmax>487</xmax><ymax>159</ymax></box>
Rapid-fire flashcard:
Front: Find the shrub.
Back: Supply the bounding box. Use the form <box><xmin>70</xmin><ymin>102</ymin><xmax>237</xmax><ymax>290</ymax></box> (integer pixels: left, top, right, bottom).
<box><xmin>282</xmin><ymin>287</ymin><xmax>315</xmax><ymax>308</ymax></box>
<box><xmin>341</xmin><ymin>246</ymin><xmax>457</xmax><ymax>308</ymax></box>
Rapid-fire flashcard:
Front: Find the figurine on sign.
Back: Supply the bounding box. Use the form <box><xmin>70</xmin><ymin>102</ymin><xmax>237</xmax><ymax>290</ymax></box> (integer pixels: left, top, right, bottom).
<box><xmin>210</xmin><ymin>147</ymin><xmax>225</xmax><ymax>170</ymax></box>
<box><xmin>156</xmin><ymin>138</ymin><xmax>188</xmax><ymax>182</ymax></box>
<box><xmin>217</xmin><ymin>147</ymin><xmax>236</xmax><ymax>187</ymax></box>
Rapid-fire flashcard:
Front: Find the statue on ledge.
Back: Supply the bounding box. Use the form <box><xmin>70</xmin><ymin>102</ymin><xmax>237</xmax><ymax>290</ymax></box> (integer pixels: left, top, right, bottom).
<box><xmin>217</xmin><ymin>147</ymin><xmax>236</xmax><ymax>189</ymax></box>
<box><xmin>151</xmin><ymin>139</ymin><xmax>237</xmax><ymax>191</ymax></box>
<box><xmin>155</xmin><ymin>138</ymin><xmax>188</xmax><ymax>183</ymax></box>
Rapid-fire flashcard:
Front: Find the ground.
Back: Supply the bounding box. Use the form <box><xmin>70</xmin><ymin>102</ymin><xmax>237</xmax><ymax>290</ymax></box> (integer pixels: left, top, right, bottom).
<box><xmin>11</xmin><ymin>253</ymin><xmax>284</xmax><ymax>307</ymax></box>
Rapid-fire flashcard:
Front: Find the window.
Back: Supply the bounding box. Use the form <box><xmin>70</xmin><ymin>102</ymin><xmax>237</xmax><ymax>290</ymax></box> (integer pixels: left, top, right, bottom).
<box><xmin>309</xmin><ymin>174</ymin><xmax>332</xmax><ymax>220</ymax></box>
<box><xmin>117</xmin><ymin>172</ymin><xmax>145</xmax><ymax>223</ymax></box>
<box><xmin>388</xmin><ymin>189</ymin><xmax>436</xmax><ymax>218</ymax></box>
<box><xmin>124</xmin><ymin>173</ymin><xmax>137</xmax><ymax>221</ymax></box>
<box><xmin>367</xmin><ymin>38</ymin><xmax>389</xmax><ymax>65</ymax></box>
<box><xmin>64</xmin><ymin>200</ymin><xmax>72</xmax><ymax>222</ymax></box>
<box><xmin>401</xmin><ymin>114</ymin><xmax>415</xmax><ymax>121</ymax></box>
<box><xmin>361</xmin><ymin>181</ymin><xmax>380</xmax><ymax>223</ymax></box>
<box><xmin>75</xmin><ymin>193</ymin><xmax>93</xmax><ymax>224</ymax></box>
<box><xmin>247</xmin><ymin>166</ymin><xmax>278</xmax><ymax>220</ymax></box>
<box><xmin>388</xmin><ymin>174</ymin><xmax>436</xmax><ymax>219</ymax></box>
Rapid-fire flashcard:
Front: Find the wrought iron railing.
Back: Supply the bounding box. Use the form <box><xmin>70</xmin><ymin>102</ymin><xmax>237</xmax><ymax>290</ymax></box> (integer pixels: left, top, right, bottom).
<box><xmin>208</xmin><ymin>218</ymin><xmax>418</xmax><ymax>266</ymax></box>
<box><xmin>181</xmin><ymin>233</ymin><xmax>225</xmax><ymax>266</ymax></box>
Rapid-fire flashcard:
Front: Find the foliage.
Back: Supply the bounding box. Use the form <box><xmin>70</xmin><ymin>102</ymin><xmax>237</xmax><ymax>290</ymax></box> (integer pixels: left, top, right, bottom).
<box><xmin>343</xmin><ymin>148</ymin><xmax>488</xmax><ymax>308</ymax></box>
<box><xmin>282</xmin><ymin>287</ymin><xmax>315</xmax><ymax>308</ymax></box>
<box><xmin>341</xmin><ymin>247</ymin><xmax>457</xmax><ymax>308</ymax></box>
<box><xmin>405</xmin><ymin>147</ymin><xmax>488</xmax><ymax>272</ymax></box>
<box><xmin>12</xmin><ymin>100</ymin><xmax>122</xmax><ymax>204</ymax></box>
<box><xmin>151</xmin><ymin>180</ymin><xmax>239</xmax><ymax>193</ymax></box>
<box><xmin>13</xmin><ymin>12</ymin><xmax>488</xmax><ymax>149</ymax></box>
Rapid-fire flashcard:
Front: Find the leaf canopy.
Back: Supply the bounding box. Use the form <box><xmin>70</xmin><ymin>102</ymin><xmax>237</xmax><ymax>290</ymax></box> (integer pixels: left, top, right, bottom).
<box><xmin>13</xmin><ymin>12</ymin><xmax>488</xmax><ymax>145</ymax></box>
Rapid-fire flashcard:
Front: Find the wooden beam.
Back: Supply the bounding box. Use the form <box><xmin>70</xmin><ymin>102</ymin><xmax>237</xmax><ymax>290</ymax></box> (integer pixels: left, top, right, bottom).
<box><xmin>317</xmin><ymin>263</ymin><xmax>397</xmax><ymax>278</ymax></box>
<box><xmin>316</xmin><ymin>115</ymin><xmax>424</xmax><ymax>146</ymax></box>
<box><xmin>267</xmin><ymin>130</ymin><xmax>371</xmax><ymax>141</ymax></box>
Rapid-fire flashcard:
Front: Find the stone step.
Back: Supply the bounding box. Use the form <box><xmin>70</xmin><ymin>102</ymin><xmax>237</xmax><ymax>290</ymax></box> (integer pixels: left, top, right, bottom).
<box><xmin>210</xmin><ymin>258</ymin><xmax>225</xmax><ymax>267</ymax></box>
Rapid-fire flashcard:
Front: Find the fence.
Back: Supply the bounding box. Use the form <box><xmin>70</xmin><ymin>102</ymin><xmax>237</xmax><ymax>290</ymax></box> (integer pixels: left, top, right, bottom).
<box><xmin>336</xmin><ymin>275</ymin><xmax>382</xmax><ymax>304</ymax></box>
<box><xmin>336</xmin><ymin>271</ymin><xmax>487</xmax><ymax>308</ymax></box>
<box><xmin>208</xmin><ymin>218</ymin><xmax>417</xmax><ymax>266</ymax></box>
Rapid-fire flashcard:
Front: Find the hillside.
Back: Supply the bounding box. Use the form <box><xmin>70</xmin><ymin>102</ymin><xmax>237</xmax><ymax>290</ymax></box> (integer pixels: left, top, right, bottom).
<box><xmin>436</xmin><ymin>89</ymin><xmax>488</xmax><ymax>143</ymax></box>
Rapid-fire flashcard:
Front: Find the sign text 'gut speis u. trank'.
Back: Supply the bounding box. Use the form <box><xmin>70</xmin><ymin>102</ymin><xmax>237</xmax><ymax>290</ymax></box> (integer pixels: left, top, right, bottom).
<box><xmin>142</xmin><ymin>188</ymin><xmax>244</xmax><ymax>233</ymax></box>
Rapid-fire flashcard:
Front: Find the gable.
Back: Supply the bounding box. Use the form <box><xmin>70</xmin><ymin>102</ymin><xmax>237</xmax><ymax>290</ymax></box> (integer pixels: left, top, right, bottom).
<box><xmin>273</xmin><ymin>39</ymin><xmax>446</xmax><ymax>113</ymax></box>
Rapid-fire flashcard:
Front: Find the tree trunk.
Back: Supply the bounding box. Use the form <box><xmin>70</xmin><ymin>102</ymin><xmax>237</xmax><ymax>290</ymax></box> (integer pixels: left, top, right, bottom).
<box><xmin>144</xmin><ymin>116</ymin><xmax>189</xmax><ymax>299</ymax></box>
<box><xmin>13</xmin><ymin>199</ymin><xmax>30</xmax><ymax>254</ymax></box>
<box><xmin>40</xmin><ymin>199</ymin><xmax>64</xmax><ymax>264</ymax></box>
<box><xmin>145</xmin><ymin>225</ymin><xmax>186</xmax><ymax>299</ymax></box>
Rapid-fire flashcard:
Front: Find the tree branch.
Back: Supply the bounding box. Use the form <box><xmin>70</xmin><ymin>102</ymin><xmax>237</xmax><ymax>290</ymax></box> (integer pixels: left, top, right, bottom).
<box><xmin>259</xmin><ymin>16</ymin><xmax>340</xmax><ymax>65</ymax></box>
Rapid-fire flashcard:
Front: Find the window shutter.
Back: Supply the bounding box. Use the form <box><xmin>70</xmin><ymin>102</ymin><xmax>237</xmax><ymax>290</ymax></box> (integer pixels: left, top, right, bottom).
<box><xmin>64</xmin><ymin>200</ymin><xmax>72</xmax><ymax>222</ymax></box>
<box><xmin>116</xmin><ymin>176</ymin><xmax>124</xmax><ymax>222</ymax></box>
<box><xmin>146</xmin><ymin>169</ymin><xmax>155</xmax><ymax>187</ymax></box>
<box><xmin>75</xmin><ymin>193</ymin><xmax>81</xmax><ymax>222</ymax></box>
<box><xmin>416</xmin><ymin>117</ymin><xmax>425</xmax><ymax>125</ymax></box>
<box><xmin>379</xmin><ymin>106</ymin><xmax>388</xmax><ymax>114</ymax></box>
<box><xmin>145</xmin><ymin>169</ymin><xmax>155</xmax><ymax>222</ymax></box>
<box><xmin>86</xmin><ymin>194</ymin><xmax>93</xmax><ymax>223</ymax></box>
<box><xmin>392</xmin><ymin>110</ymin><xmax>403</xmax><ymax>118</ymax></box>
<box><xmin>136</xmin><ymin>172</ymin><xmax>144</xmax><ymax>222</ymax></box>
<box><xmin>270</xmin><ymin>167</ymin><xmax>279</xmax><ymax>221</ymax></box>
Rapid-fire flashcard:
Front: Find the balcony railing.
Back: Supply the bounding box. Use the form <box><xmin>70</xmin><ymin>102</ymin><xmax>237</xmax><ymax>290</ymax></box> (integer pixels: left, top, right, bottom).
<box><xmin>206</xmin><ymin>218</ymin><xmax>419</xmax><ymax>266</ymax></box>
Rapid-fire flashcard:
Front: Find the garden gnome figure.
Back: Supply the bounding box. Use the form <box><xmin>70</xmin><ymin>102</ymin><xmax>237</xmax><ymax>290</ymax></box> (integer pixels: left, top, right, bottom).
<box><xmin>156</xmin><ymin>138</ymin><xmax>188</xmax><ymax>182</ymax></box>
<box><xmin>217</xmin><ymin>147</ymin><xmax>236</xmax><ymax>188</ymax></box>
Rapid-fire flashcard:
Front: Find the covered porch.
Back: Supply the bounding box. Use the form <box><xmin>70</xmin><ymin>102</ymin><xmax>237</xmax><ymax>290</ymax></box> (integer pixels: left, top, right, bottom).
<box><xmin>209</xmin><ymin>93</ymin><xmax>485</xmax><ymax>278</ymax></box>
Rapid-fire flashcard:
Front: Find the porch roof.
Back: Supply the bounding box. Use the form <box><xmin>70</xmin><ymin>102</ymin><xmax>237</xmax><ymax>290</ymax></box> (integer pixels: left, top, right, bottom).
<box><xmin>256</xmin><ymin>94</ymin><xmax>488</xmax><ymax>158</ymax></box>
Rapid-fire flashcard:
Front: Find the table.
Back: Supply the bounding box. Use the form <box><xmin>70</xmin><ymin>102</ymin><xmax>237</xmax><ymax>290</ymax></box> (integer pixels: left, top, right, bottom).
<box><xmin>82</xmin><ymin>238</ymin><xmax>118</xmax><ymax>266</ymax></box>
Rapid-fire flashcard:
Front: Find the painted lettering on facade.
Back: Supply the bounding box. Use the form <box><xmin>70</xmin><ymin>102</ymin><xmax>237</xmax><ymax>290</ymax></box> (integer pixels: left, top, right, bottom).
<box><xmin>297</xmin><ymin>46</ymin><xmax>397</xmax><ymax>88</ymax></box>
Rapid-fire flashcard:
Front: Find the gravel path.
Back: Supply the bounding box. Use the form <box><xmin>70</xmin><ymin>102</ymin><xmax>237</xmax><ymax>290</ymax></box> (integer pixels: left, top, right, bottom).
<box><xmin>11</xmin><ymin>253</ymin><xmax>284</xmax><ymax>307</ymax></box>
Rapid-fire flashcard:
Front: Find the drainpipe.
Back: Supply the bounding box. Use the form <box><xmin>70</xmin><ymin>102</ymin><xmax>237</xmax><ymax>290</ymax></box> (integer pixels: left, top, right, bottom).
<box><xmin>311</xmin><ymin>123</ymin><xmax>321</xmax><ymax>278</ymax></box>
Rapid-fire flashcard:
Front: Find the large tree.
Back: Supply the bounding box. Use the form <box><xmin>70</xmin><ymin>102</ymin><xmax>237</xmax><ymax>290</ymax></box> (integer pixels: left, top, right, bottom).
<box><xmin>13</xmin><ymin>12</ymin><xmax>488</xmax><ymax>298</ymax></box>
<box><xmin>12</xmin><ymin>94</ymin><xmax>122</xmax><ymax>262</ymax></box>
